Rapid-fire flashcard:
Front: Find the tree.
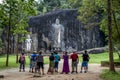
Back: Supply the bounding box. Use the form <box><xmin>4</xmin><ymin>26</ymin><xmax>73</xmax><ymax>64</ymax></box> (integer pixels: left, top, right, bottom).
<box><xmin>67</xmin><ymin>0</ymin><xmax>82</xmax><ymax>9</ymax></box>
<box><xmin>76</xmin><ymin>0</ymin><xmax>119</xmax><ymax>72</ymax></box>
<box><xmin>107</xmin><ymin>0</ymin><xmax>115</xmax><ymax>72</ymax></box>
<box><xmin>35</xmin><ymin>0</ymin><xmax>72</xmax><ymax>14</ymax></box>
<box><xmin>111</xmin><ymin>0</ymin><xmax>120</xmax><ymax>57</ymax></box>
<box><xmin>0</xmin><ymin>26</ymin><xmax>3</xmax><ymax>47</ymax></box>
<box><xmin>0</xmin><ymin>0</ymin><xmax>37</xmax><ymax>66</ymax></box>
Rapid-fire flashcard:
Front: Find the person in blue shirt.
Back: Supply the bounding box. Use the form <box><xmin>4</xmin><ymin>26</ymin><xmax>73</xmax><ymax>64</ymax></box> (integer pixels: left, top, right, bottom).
<box><xmin>31</xmin><ymin>51</ymin><xmax>38</xmax><ymax>73</ymax></box>
<box><xmin>54</xmin><ymin>51</ymin><xmax>60</xmax><ymax>72</ymax></box>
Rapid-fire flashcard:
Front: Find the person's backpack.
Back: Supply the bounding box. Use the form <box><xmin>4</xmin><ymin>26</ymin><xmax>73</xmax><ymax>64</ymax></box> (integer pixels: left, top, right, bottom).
<box><xmin>83</xmin><ymin>54</ymin><xmax>89</xmax><ymax>61</ymax></box>
<box><xmin>50</xmin><ymin>55</ymin><xmax>54</xmax><ymax>61</ymax></box>
<box><xmin>19</xmin><ymin>55</ymin><xmax>25</xmax><ymax>63</ymax></box>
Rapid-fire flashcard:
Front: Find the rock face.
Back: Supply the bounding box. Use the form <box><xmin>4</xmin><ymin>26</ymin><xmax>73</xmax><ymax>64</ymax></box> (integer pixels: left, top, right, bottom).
<box><xmin>28</xmin><ymin>9</ymin><xmax>106</xmax><ymax>51</ymax></box>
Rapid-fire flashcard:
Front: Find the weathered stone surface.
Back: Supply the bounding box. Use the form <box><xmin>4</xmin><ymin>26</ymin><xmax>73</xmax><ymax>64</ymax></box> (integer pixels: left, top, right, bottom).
<box><xmin>78</xmin><ymin>47</ymin><xmax>108</xmax><ymax>54</ymax></box>
<box><xmin>88</xmin><ymin>47</ymin><xmax>108</xmax><ymax>54</ymax></box>
<box><xmin>101</xmin><ymin>61</ymin><xmax>120</xmax><ymax>68</ymax></box>
<box><xmin>28</xmin><ymin>9</ymin><xmax>106</xmax><ymax>51</ymax></box>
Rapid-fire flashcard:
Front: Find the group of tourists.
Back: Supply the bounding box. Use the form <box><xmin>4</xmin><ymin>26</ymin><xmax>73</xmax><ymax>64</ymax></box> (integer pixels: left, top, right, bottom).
<box><xmin>18</xmin><ymin>50</ymin><xmax>90</xmax><ymax>75</ymax></box>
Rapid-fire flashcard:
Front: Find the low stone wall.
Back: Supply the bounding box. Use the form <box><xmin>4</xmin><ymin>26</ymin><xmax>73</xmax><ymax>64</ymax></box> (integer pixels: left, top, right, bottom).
<box><xmin>101</xmin><ymin>61</ymin><xmax>120</xmax><ymax>68</ymax></box>
<box><xmin>78</xmin><ymin>47</ymin><xmax>108</xmax><ymax>54</ymax></box>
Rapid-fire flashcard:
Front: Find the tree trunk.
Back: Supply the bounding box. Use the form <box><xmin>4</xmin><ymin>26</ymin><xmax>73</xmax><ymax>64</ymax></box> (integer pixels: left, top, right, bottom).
<box><xmin>16</xmin><ymin>35</ymin><xmax>19</xmax><ymax>63</ymax></box>
<box><xmin>107</xmin><ymin>0</ymin><xmax>115</xmax><ymax>72</ymax></box>
<box><xmin>112</xmin><ymin>11</ymin><xmax>120</xmax><ymax>40</ymax></box>
<box><xmin>6</xmin><ymin>0</ymin><xmax>12</xmax><ymax>66</ymax></box>
<box><xmin>13</xmin><ymin>35</ymin><xmax>15</xmax><ymax>54</ymax></box>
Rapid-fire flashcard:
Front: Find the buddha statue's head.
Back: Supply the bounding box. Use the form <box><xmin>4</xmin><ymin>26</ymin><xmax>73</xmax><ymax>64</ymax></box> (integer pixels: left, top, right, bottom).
<box><xmin>55</xmin><ymin>18</ymin><xmax>60</xmax><ymax>25</ymax></box>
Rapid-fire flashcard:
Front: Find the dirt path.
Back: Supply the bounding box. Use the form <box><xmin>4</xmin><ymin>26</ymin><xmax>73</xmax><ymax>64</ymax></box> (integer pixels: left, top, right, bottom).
<box><xmin>0</xmin><ymin>60</ymin><xmax>105</xmax><ymax>80</ymax></box>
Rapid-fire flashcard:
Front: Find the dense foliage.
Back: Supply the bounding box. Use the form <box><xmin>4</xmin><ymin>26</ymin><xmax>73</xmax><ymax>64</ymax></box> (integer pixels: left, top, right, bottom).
<box><xmin>0</xmin><ymin>0</ymin><xmax>36</xmax><ymax>36</ymax></box>
<box><xmin>0</xmin><ymin>0</ymin><xmax>37</xmax><ymax>50</ymax></box>
<box><xmin>0</xmin><ymin>0</ymin><xmax>119</xmax><ymax>68</ymax></box>
<box><xmin>0</xmin><ymin>0</ymin><xmax>37</xmax><ymax>66</ymax></box>
<box><xmin>35</xmin><ymin>0</ymin><xmax>72</xmax><ymax>14</ymax></box>
<box><xmin>77</xmin><ymin>0</ymin><xmax>120</xmax><ymax>50</ymax></box>
<box><xmin>70</xmin><ymin>0</ymin><xmax>120</xmax><ymax>71</ymax></box>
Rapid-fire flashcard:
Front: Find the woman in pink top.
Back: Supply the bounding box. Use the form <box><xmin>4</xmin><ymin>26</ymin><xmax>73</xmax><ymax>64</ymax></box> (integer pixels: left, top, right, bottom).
<box><xmin>19</xmin><ymin>53</ymin><xmax>26</xmax><ymax>72</ymax></box>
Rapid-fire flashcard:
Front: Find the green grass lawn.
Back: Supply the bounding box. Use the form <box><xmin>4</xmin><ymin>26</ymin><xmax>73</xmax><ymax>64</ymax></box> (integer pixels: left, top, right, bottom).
<box><xmin>0</xmin><ymin>55</ymin><xmax>19</xmax><ymax>69</ymax></box>
<box><xmin>78</xmin><ymin>52</ymin><xmax>120</xmax><ymax>80</ymax></box>
<box><xmin>79</xmin><ymin>52</ymin><xmax>119</xmax><ymax>64</ymax></box>
<box><xmin>0</xmin><ymin>52</ymin><xmax>120</xmax><ymax>80</ymax></box>
<box><xmin>0</xmin><ymin>52</ymin><xmax>119</xmax><ymax>70</ymax></box>
<box><xmin>0</xmin><ymin>54</ymin><xmax>49</xmax><ymax>70</ymax></box>
<box><xmin>100</xmin><ymin>70</ymin><xmax>120</xmax><ymax>80</ymax></box>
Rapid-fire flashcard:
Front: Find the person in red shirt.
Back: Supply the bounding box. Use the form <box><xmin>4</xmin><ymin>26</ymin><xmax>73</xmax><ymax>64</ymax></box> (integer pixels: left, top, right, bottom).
<box><xmin>70</xmin><ymin>51</ymin><xmax>79</xmax><ymax>73</ymax></box>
